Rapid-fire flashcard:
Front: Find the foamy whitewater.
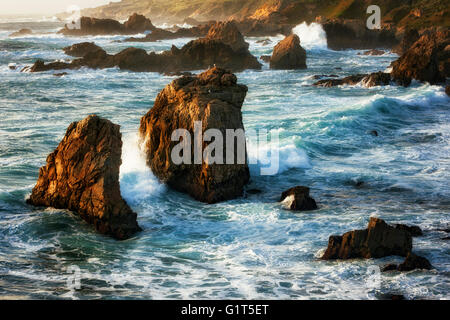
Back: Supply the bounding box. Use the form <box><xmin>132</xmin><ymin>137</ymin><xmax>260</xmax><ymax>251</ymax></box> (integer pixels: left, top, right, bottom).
<box><xmin>0</xmin><ymin>20</ymin><xmax>449</xmax><ymax>300</ymax></box>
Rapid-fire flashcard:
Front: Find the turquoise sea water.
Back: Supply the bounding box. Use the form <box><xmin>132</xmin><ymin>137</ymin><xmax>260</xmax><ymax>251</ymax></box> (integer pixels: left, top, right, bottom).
<box><xmin>0</xmin><ymin>20</ymin><xmax>449</xmax><ymax>299</ymax></box>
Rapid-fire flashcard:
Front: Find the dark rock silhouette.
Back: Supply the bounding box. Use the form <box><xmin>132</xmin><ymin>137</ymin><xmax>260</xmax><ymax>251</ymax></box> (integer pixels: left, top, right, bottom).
<box><xmin>63</xmin><ymin>42</ymin><xmax>103</xmax><ymax>57</ymax></box>
<box><xmin>280</xmin><ymin>186</ymin><xmax>317</xmax><ymax>211</ymax></box>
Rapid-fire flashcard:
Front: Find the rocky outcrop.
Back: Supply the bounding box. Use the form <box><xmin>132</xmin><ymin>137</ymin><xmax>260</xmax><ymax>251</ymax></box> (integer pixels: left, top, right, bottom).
<box><xmin>391</xmin><ymin>29</ymin><xmax>450</xmax><ymax>86</ymax></box>
<box><xmin>321</xmin><ymin>217</ymin><xmax>412</xmax><ymax>260</ymax></box>
<box><xmin>123</xmin><ymin>13</ymin><xmax>156</xmax><ymax>32</ymax></box>
<box><xmin>322</xmin><ymin>19</ymin><xmax>399</xmax><ymax>50</ymax></box>
<box><xmin>124</xmin><ymin>22</ymin><xmax>213</xmax><ymax>42</ymax></box>
<box><xmin>270</xmin><ymin>34</ymin><xmax>307</xmax><ymax>70</ymax></box>
<box><xmin>27</xmin><ymin>115</ymin><xmax>140</xmax><ymax>240</ymax></box>
<box><xmin>9</xmin><ymin>28</ymin><xmax>33</xmax><ymax>37</ymax></box>
<box><xmin>393</xmin><ymin>29</ymin><xmax>420</xmax><ymax>55</ymax></box>
<box><xmin>139</xmin><ymin>67</ymin><xmax>250</xmax><ymax>203</ymax></box>
<box><xmin>314</xmin><ymin>72</ymin><xmax>391</xmax><ymax>88</ymax></box>
<box><xmin>280</xmin><ymin>186</ymin><xmax>317</xmax><ymax>211</ymax></box>
<box><xmin>382</xmin><ymin>253</ymin><xmax>433</xmax><ymax>272</ymax></box>
<box><xmin>206</xmin><ymin>21</ymin><xmax>248</xmax><ymax>52</ymax></box>
<box><xmin>63</xmin><ymin>42</ymin><xmax>103</xmax><ymax>57</ymax></box>
<box><xmin>59</xmin><ymin>13</ymin><xmax>155</xmax><ymax>36</ymax></box>
<box><xmin>30</xmin><ymin>24</ymin><xmax>261</xmax><ymax>74</ymax></box>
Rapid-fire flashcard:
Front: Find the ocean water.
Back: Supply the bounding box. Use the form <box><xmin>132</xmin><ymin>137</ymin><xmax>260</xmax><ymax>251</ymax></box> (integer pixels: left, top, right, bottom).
<box><xmin>0</xmin><ymin>20</ymin><xmax>449</xmax><ymax>300</ymax></box>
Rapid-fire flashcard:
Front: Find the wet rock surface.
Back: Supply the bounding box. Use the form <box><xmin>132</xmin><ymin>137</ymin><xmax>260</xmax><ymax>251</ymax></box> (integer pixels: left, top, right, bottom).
<box><xmin>270</xmin><ymin>34</ymin><xmax>307</xmax><ymax>70</ymax></box>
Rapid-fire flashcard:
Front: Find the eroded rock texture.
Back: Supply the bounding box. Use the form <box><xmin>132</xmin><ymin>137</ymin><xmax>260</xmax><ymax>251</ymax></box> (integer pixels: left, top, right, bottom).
<box><xmin>27</xmin><ymin>115</ymin><xmax>140</xmax><ymax>239</ymax></box>
<box><xmin>270</xmin><ymin>34</ymin><xmax>307</xmax><ymax>70</ymax></box>
<box><xmin>139</xmin><ymin>67</ymin><xmax>250</xmax><ymax>203</ymax></box>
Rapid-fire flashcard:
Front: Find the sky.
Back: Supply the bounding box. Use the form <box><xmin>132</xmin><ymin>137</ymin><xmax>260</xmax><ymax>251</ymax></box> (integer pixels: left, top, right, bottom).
<box><xmin>0</xmin><ymin>0</ymin><xmax>121</xmax><ymax>15</ymax></box>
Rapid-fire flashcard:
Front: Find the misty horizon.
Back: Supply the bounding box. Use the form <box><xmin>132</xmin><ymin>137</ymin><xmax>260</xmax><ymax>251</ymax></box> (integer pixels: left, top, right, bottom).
<box><xmin>0</xmin><ymin>0</ymin><xmax>120</xmax><ymax>15</ymax></box>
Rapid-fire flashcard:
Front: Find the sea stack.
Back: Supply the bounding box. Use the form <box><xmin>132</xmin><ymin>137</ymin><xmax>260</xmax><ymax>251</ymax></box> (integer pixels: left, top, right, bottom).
<box><xmin>27</xmin><ymin>115</ymin><xmax>140</xmax><ymax>240</ymax></box>
<box><xmin>139</xmin><ymin>67</ymin><xmax>250</xmax><ymax>203</ymax></box>
<box><xmin>270</xmin><ymin>34</ymin><xmax>307</xmax><ymax>70</ymax></box>
<box><xmin>321</xmin><ymin>217</ymin><xmax>412</xmax><ymax>260</ymax></box>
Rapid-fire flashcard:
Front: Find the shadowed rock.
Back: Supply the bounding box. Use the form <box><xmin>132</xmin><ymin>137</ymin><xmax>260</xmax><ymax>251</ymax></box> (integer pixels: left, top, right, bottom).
<box><xmin>27</xmin><ymin>115</ymin><xmax>141</xmax><ymax>240</ymax></box>
<box><xmin>63</xmin><ymin>42</ymin><xmax>103</xmax><ymax>57</ymax></box>
<box><xmin>321</xmin><ymin>217</ymin><xmax>412</xmax><ymax>260</ymax></box>
<box><xmin>446</xmin><ymin>85</ymin><xmax>450</xmax><ymax>96</ymax></box>
<box><xmin>280</xmin><ymin>186</ymin><xmax>317</xmax><ymax>211</ymax></box>
<box><xmin>139</xmin><ymin>67</ymin><xmax>250</xmax><ymax>203</ymax></box>
<box><xmin>270</xmin><ymin>34</ymin><xmax>306</xmax><ymax>70</ymax></box>
<box><xmin>398</xmin><ymin>253</ymin><xmax>433</xmax><ymax>271</ymax></box>
<box><xmin>394</xmin><ymin>224</ymin><xmax>423</xmax><ymax>237</ymax></box>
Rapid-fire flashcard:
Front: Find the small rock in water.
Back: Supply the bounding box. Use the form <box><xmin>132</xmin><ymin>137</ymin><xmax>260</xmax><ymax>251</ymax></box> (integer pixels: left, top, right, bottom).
<box><xmin>359</xmin><ymin>49</ymin><xmax>385</xmax><ymax>56</ymax></box>
<box><xmin>8</xmin><ymin>64</ymin><xmax>17</xmax><ymax>70</ymax></box>
<box><xmin>270</xmin><ymin>34</ymin><xmax>307</xmax><ymax>70</ymax></box>
<box><xmin>397</xmin><ymin>253</ymin><xmax>433</xmax><ymax>271</ymax></box>
<box><xmin>382</xmin><ymin>264</ymin><xmax>399</xmax><ymax>272</ymax></box>
<box><xmin>53</xmin><ymin>72</ymin><xmax>68</xmax><ymax>77</ymax></box>
<box><xmin>321</xmin><ymin>217</ymin><xmax>412</xmax><ymax>260</ymax></box>
<box><xmin>280</xmin><ymin>186</ymin><xmax>317</xmax><ymax>211</ymax></box>
<box><xmin>370</xmin><ymin>130</ymin><xmax>379</xmax><ymax>136</ymax></box>
<box><xmin>446</xmin><ymin>85</ymin><xmax>450</xmax><ymax>96</ymax></box>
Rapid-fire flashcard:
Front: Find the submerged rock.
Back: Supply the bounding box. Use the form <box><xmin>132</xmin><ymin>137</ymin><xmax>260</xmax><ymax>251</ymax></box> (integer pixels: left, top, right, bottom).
<box><xmin>139</xmin><ymin>67</ymin><xmax>250</xmax><ymax>203</ymax></box>
<box><xmin>398</xmin><ymin>253</ymin><xmax>433</xmax><ymax>271</ymax></box>
<box><xmin>9</xmin><ymin>28</ymin><xmax>33</xmax><ymax>37</ymax></box>
<box><xmin>27</xmin><ymin>115</ymin><xmax>140</xmax><ymax>239</ymax></box>
<box><xmin>63</xmin><ymin>42</ymin><xmax>103</xmax><ymax>57</ymax></box>
<box><xmin>321</xmin><ymin>217</ymin><xmax>412</xmax><ymax>260</ymax></box>
<box><xmin>391</xmin><ymin>29</ymin><xmax>450</xmax><ymax>86</ymax></box>
<box><xmin>361</xmin><ymin>72</ymin><xmax>391</xmax><ymax>87</ymax></box>
<box><xmin>270</xmin><ymin>34</ymin><xmax>307</xmax><ymax>70</ymax></box>
<box><xmin>280</xmin><ymin>186</ymin><xmax>317</xmax><ymax>211</ymax></box>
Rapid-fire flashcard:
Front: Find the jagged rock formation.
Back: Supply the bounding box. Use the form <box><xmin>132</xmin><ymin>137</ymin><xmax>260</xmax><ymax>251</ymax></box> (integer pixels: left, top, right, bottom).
<box><xmin>391</xmin><ymin>29</ymin><xmax>450</xmax><ymax>86</ymax></box>
<box><xmin>139</xmin><ymin>67</ymin><xmax>250</xmax><ymax>203</ymax></box>
<box><xmin>270</xmin><ymin>34</ymin><xmax>307</xmax><ymax>70</ymax></box>
<box><xmin>9</xmin><ymin>28</ymin><xmax>33</xmax><ymax>37</ymax></box>
<box><xmin>280</xmin><ymin>186</ymin><xmax>317</xmax><ymax>211</ymax></box>
<box><xmin>59</xmin><ymin>13</ymin><xmax>156</xmax><ymax>36</ymax></box>
<box><xmin>27</xmin><ymin>115</ymin><xmax>140</xmax><ymax>240</ymax></box>
<box><xmin>124</xmin><ymin>22</ymin><xmax>213</xmax><ymax>42</ymax></box>
<box><xmin>321</xmin><ymin>217</ymin><xmax>413</xmax><ymax>260</ymax></box>
<box><xmin>63</xmin><ymin>42</ymin><xmax>103</xmax><ymax>57</ymax></box>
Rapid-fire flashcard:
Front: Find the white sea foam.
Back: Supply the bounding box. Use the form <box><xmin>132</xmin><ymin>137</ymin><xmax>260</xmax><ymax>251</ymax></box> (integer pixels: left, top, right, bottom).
<box><xmin>292</xmin><ymin>22</ymin><xmax>327</xmax><ymax>50</ymax></box>
<box><xmin>120</xmin><ymin>133</ymin><xmax>165</xmax><ymax>204</ymax></box>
